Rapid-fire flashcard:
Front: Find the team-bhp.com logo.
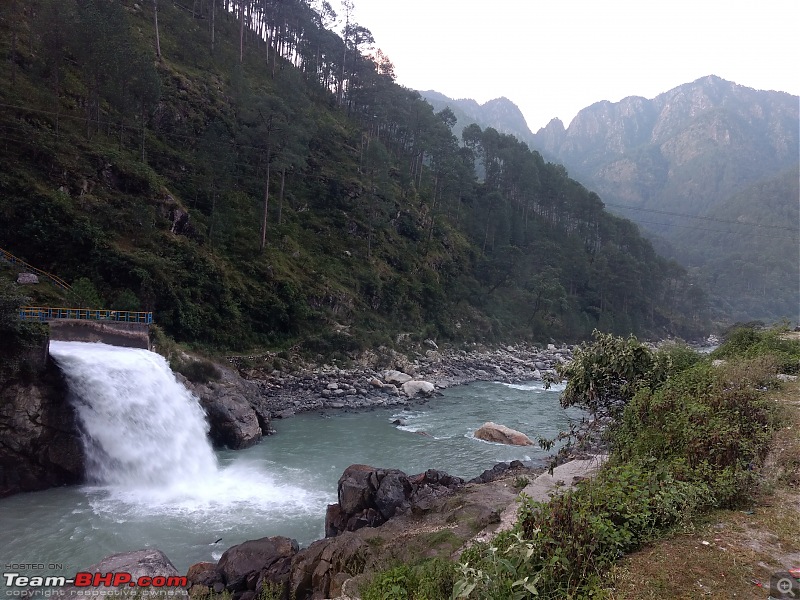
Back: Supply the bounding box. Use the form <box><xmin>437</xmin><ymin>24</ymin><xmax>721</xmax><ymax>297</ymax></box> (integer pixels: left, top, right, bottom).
<box><xmin>4</xmin><ymin>572</ymin><xmax>188</xmax><ymax>594</ymax></box>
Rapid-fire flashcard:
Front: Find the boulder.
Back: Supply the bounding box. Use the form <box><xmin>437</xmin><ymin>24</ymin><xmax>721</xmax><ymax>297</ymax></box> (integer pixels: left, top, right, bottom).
<box><xmin>326</xmin><ymin>464</ymin><xmax>462</xmax><ymax>538</ymax></box>
<box><xmin>290</xmin><ymin>535</ymin><xmax>369</xmax><ymax>600</ymax></box>
<box><xmin>383</xmin><ymin>370</ymin><xmax>412</xmax><ymax>384</ymax></box>
<box><xmin>401</xmin><ymin>380</ymin><xmax>435</xmax><ymax>397</ymax></box>
<box><xmin>374</xmin><ymin>471</ymin><xmax>412</xmax><ymax>519</ymax></box>
<box><xmin>337</xmin><ymin>464</ymin><xmax>379</xmax><ymax>515</ymax></box>
<box><xmin>199</xmin><ymin>394</ymin><xmax>262</xmax><ymax>449</ymax></box>
<box><xmin>186</xmin><ymin>561</ymin><xmax>220</xmax><ymax>587</ymax></box>
<box><xmin>16</xmin><ymin>272</ymin><xmax>39</xmax><ymax>284</ymax></box>
<box><xmin>183</xmin><ymin>363</ymin><xmax>269</xmax><ymax>449</ymax></box>
<box><xmin>474</xmin><ymin>422</ymin><xmax>534</xmax><ymax>446</ymax></box>
<box><xmin>216</xmin><ymin>536</ymin><xmax>299</xmax><ymax>593</ymax></box>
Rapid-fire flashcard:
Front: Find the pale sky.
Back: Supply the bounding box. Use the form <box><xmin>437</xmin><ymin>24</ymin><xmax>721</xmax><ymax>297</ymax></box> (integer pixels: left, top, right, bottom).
<box><xmin>341</xmin><ymin>0</ymin><xmax>800</xmax><ymax>131</ymax></box>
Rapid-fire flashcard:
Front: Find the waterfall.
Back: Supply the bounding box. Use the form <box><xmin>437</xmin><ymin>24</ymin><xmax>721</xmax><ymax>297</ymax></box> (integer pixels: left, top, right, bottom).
<box><xmin>49</xmin><ymin>341</ymin><xmax>218</xmax><ymax>487</ymax></box>
<box><xmin>48</xmin><ymin>341</ymin><xmax>326</xmax><ymax>518</ymax></box>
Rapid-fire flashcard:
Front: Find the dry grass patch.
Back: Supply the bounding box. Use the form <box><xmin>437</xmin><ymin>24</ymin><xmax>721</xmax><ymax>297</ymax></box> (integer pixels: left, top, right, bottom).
<box><xmin>609</xmin><ymin>381</ymin><xmax>800</xmax><ymax>599</ymax></box>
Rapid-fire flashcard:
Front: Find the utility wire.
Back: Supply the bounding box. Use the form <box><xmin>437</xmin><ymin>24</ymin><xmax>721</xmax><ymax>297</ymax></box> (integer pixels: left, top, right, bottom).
<box><xmin>604</xmin><ymin>201</ymin><xmax>798</xmax><ymax>232</ymax></box>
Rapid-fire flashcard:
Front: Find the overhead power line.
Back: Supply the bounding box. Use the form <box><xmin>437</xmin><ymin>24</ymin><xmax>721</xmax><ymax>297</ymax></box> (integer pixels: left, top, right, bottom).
<box><xmin>604</xmin><ymin>201</ymin><xmax>799</xmax><ymax>233</ymax></box>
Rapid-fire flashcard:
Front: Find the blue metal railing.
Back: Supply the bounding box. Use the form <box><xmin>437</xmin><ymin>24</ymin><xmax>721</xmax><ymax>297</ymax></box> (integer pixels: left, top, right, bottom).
<box><xmin>19</xmin><ymin>307</ymin><xmax>153</xmax><ymax>324</ymax></box>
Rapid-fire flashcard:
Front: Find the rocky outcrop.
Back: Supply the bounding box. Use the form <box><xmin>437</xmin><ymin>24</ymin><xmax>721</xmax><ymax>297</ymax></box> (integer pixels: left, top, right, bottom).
<box><xmin>324</xmin><ymin>464</ymin><xmax>464</xmax><ymax>537</ymax></box>
<box><xmin>215</xmin><ymin>536</ymin><xmax>298</xmax><ymax>598</ymax></box>
<box><xmin>0</xmin><ymin>352</ymin><xmax>84</xmax><ymax>498</ymax></box>
<box><xmin>474</xmin><ymin>422</ymin><xmax>534</xmax><ymax>446</ymax></box>
<box><xmin>180</xmin><ymin>362</ymin><xmax>273</xmax><ymax>450</ymax></box>
<box><xmin>177</xmin><ymin>461</ymin><xmax>540</xmax><ymax>600</ymax></box>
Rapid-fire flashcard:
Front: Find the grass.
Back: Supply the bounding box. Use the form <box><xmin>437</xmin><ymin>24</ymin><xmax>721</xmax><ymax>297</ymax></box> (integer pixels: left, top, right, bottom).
<box><xmin>608</xmin><ymin>380</ymin><xmax>800</xmax><ymax>599</ymax></box>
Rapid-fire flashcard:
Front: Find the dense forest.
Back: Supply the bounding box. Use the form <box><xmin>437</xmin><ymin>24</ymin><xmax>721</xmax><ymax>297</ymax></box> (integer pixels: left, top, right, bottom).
<box><xmin>0</xmin><ymin>0</ymin><xmax>707</xmax><ymax>352</ymax></box>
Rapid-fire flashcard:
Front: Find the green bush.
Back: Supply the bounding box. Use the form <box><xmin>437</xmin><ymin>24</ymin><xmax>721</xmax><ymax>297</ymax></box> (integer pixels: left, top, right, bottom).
<box><xmin>360</xmin><ymin>559</ymin><xmax>456</xmax><ymax>600</ymax></box>
<box><xmin>558</xmin><ymin>330</ymin><xmax>664</xmax><ymax>418</ymax></box>
<box><xmin>172</xmin><ymin>358</ymin><xmax>222</xmax><ymax>384</ymax></box>
<box><xmin>612</xmin><ymin>358</ymin><xmax>778</xmax><ymax>506</ymax></box>
<box><xmin>712</xmin><ymin>326</ymin><xmax>800</xmax><ymax>374</ymax></box>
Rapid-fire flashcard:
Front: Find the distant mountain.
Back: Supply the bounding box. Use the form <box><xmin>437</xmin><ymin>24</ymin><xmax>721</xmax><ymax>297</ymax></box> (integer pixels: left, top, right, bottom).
<box><xmin>532</xmin><ymin>75</ymin><xmax>799</xmax><ymax>323</ymax></box>
<box><xmin>532</xmin><ymin>75</ymin><xmax>798</xmax><ymax>221</ymax></box>
<box><xmin>420</xmin><ymin>91</ymin><xmax>535</xmax><ymax>146</ymax></box>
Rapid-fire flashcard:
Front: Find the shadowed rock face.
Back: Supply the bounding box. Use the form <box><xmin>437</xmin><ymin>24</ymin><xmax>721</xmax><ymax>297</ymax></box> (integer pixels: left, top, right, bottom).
<box><xmin>0</xmin><ymin>354</ymin><xmax>84</xmax><ymax>498</ymax></box>
<box><xmin>180</xmin><ymin>362</ymin><xmax>272</xmax><ymax>450</ymax></box>
<box><xmin>216</xmin><ymin>536</ymin><xmax>299</xmax><ymax>595</ymax></box>
<box><xmin>325</xmin><ymin>465</ymin><xmax>465</xmax><ymax>537</ymax></box>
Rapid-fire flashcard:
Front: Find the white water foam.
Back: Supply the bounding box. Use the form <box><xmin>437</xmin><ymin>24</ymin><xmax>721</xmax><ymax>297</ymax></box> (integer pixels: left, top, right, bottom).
<box><xmin>49</xmin><ymin>341</ymin><xmax>326</xmax><ymax>516</ymax></box>
<box><xmin>498</xmin><ymin>381</ymin><xmax>566</xmax><ymax>392</ymax></box>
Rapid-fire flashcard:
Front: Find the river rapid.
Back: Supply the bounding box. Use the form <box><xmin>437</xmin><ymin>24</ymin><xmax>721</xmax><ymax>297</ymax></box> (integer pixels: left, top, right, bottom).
<box><xmin>0</xmin><ymin>342</ymin><xmax>580</xmax><ymax>587</ymax></box>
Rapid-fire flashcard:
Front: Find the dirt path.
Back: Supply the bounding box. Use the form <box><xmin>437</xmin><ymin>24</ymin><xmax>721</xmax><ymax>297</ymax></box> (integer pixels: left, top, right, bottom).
<box><xmin>609</xmin><ymin>380</ymin><xmax>800</xmax><ymax>599</ymax></box>
<box><xmin>465</xmin><ymin>455</ymin><xmax>608</xmax><ymax>549</ymax></box>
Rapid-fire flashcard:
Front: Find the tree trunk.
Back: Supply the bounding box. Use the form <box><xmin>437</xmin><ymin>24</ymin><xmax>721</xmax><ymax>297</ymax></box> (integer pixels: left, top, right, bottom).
<box><xmin>278</xmin><ymin>166</ymin><xmax>286</xmax><ymax>225</ymax></box>
<box><xmin>239</xmin><ymin>0</ymin><xmax>245</xmax><ymax>63</ymax></box>
<box><xmin>141</xmin><ymin>100</ymin><xmax>147</xmax><ymax>162</ymax></box>
<box><xmin>210</xmin><ymin>0</ymin><xmax>215</xmax><ymax>53</ymax></box>
<box><xmin>153</xmin><ymin>0</ymin><xmax>162</xmax><ymax>59</ymax></box>
<box><xmin>260</xmin><ymin>145</ymin><xmax>271</xmax><ymax>253</ymax></box>
<box><xmin>10</xmin><ymin>0</ymin><xmax>17</xmax><ymax>87</ymax></box>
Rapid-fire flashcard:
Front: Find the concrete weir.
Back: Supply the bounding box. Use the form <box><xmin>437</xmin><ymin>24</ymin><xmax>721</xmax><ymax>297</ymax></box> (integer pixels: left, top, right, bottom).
<box><xmin>48</xmin><ymin>320</ymin><xmax>150</xmax><ymax>349</ymax></box>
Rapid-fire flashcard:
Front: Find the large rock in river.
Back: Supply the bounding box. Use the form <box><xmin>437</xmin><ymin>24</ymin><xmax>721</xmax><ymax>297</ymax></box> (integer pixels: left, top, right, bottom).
<box><xmin>474</xmin><ymin>422</ymin><xmax>534</xmax><ymax>446</ymax></box>
<box><xmin>401</xmin><ymin>380</ymin><xmax>435</xmax><ymax>397</ymax></box>
<box><xmin>180</xmin><ymin>360</ymin><xmax>271</xmax><ymax>450</ymax></box>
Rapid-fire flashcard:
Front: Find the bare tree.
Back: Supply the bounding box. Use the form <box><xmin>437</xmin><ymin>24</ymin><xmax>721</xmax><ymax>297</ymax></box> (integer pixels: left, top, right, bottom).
<box><xmin>153</xmin><ymin>0</ymin><xmax>162</xmax><ymax>59</ymax></box>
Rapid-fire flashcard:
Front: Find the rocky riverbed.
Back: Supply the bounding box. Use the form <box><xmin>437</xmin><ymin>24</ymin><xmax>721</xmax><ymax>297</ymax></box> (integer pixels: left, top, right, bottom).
<box><xmin>244</xmin><ymin>342</ymin><xmax>571</xmax><ymax>414</ymax></box>
<box><xmin>180</xmin><ymin>342</ymin><xmax>575</xmax><ymax>450</ymax></box>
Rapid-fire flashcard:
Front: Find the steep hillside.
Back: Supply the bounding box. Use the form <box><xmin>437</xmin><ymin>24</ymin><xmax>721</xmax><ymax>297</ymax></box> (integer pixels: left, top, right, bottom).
<box><xmin>0</xmin><ymin>0</ymin><xmax>704</xmax><ymax>352</ymax></box>
<box><xmin>660</xmin><ymin>167</ymin><xmax>799</xmax><ymax>323</ymax></box>
<box><xmin>532</xmin><ymin>75</ymin><xmax>799</xmax><ymax>322</ymax></box>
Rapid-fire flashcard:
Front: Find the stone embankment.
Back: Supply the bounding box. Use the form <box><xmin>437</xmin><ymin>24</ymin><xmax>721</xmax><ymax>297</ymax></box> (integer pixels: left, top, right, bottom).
<box><xmin>229</xmin><ymin>343</ymin><xmax>574</xmax><ymax>420</ymax></box>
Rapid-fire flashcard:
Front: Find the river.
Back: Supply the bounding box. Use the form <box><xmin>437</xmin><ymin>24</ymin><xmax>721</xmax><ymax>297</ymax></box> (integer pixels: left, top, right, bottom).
<box><xmin>0</xmin><ymin>342</ymin><xmax>580</xmax><ymax>587</ymax></box>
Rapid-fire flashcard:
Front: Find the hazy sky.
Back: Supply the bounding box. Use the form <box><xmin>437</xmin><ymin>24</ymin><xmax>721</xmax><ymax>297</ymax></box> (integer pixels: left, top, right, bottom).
<box><xmin>342</xmin><ymin>0</ymin><xmax>800</xmax><ymax>131</ymax></box>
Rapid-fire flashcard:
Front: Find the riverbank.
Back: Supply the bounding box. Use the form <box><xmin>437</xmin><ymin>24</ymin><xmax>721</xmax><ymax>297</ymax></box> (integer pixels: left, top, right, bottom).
<box><xmin>227</xmin><ymin>342</ymin><xmax>572</xmax><ymax>418</ymax></box>
<box><xmin>609</xmin><ymin>378</ymin><xmax>800</xmax><ymax>599</ymax></box>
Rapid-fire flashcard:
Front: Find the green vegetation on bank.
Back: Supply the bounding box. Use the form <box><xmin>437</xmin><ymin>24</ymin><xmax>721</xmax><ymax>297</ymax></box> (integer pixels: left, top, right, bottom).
<box><xmin>359</xmin><ymin>326</ymin><xmax>798</xmax><ymax>599</ymax></box>
<box><xmin>0</xmin><ymin>0</ymin><xmax>705</xmax><ymax>354</ymax></box>
<box><xmin>0</xmin><ymin>278</ymin><xmax>48</xmax><ymax>379</ymax></box>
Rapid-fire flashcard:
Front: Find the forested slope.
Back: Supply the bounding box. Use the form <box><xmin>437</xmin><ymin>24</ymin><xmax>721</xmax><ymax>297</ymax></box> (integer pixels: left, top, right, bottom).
<box><xmin>661</xmin><ymin>166</ymin><xmax>800</xmax><ymax>323</ymax></box>
<box><xmin>0</xmin><ymin>0</ymin><xmax>706</xmax><ymax>352</ymax></box>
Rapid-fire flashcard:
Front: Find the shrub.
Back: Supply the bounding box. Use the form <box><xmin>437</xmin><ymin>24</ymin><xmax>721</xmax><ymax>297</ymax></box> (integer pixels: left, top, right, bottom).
<box><xmin>360</xmin><ymin>559</ymin><xmax>456</xmax><ymax>600</ymax></box>
<box><xmin>172</xmin><ymin>358</ymin><xmax>222</xmax><ymax>384</ymax></box>
<box><xmin>558</xmin><ymin>330</ymin><xmax>663</xmax><ymax>418</ymax></box>
<box><xmin>712</xmin><ymin>326</ymin><xmax>800</xmax><ymax>374</ymax></box>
